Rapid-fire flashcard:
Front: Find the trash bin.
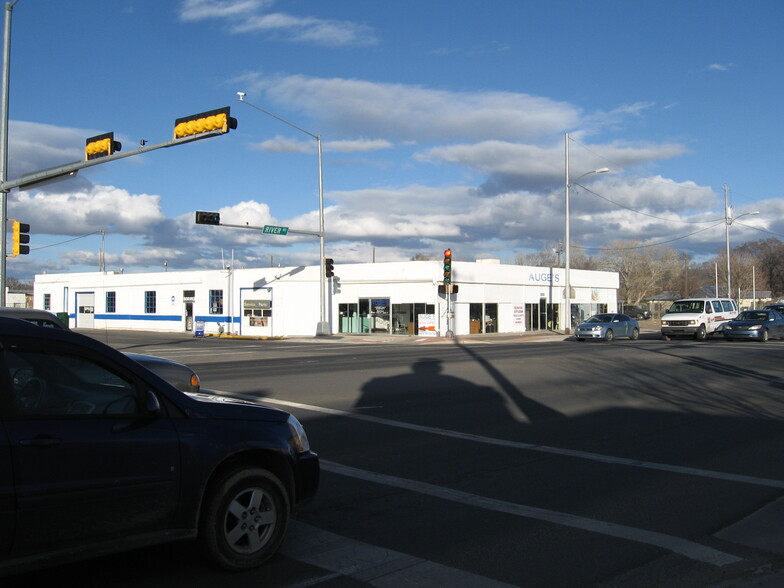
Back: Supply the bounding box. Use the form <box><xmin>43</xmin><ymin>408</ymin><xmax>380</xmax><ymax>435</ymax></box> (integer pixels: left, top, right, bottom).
<box><xmin>56</xmin><ymin>312</ymin><xmax>69</xmax><ymax>326</ymax></box>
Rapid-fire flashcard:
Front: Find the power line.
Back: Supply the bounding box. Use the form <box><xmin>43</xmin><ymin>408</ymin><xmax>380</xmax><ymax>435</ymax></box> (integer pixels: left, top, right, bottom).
<box><xmin>31</xmin><ymin>230</ymin><xmax>104</xmax><ymax>252</ymax></box>
<box><xmin>574</xmin><ymin>221</ymin><xmax>726</xmax><ymax>252</ymax></box>
<box><xmin>572</xmin><ymin>182</ymin><xmax>724</xmax><ymax>224</ymax></box>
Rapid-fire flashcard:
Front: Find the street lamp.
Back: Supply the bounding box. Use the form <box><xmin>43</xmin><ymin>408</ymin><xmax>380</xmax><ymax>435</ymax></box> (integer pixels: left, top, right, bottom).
<box><xmin>723</xmin><ymin>183</ymin><xmax>759</xmax><ymax>298</ymax></box>
<box><xmin>564</xmin><ymin>132</ymin><xmax>609</xmax><ymax>333</ymax></box>
<box><xmin>236</xmin><ymin>93</ymin><xmax>329</xmax><ymax>335</ymax></box>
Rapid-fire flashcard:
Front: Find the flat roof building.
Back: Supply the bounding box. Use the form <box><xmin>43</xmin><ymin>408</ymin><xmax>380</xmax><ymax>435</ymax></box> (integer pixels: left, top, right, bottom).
<box><xmin>34</xmin><ymin>261</ymin><xmax>619</xmax><ymax>337</ymax></box>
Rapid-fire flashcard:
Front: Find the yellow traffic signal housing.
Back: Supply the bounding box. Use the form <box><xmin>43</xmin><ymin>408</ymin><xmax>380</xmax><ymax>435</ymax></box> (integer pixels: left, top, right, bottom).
<box><xmin>85</xmin><ymin>132</ymin><xmax>122</xmax><ymax>161</ymax></box>
<box><xmin>10</xmin><ymin>220</ymin><xmax>30</xmax><ymax>256</ymax></box>
<box><xmin>174</xmin><ymin>107</ymin><xmax>237</xmax><ymax>140</ymax></box>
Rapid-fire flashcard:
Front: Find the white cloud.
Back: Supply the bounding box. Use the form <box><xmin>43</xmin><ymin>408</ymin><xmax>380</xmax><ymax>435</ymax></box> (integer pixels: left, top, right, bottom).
<box><xmin>251</xmin><ymin>136</ymin><xmax>392</xmax><ymax>154</ymax></box>
<box><xmin>10</xmin><ymin>185</ymin><xmax>165</xmax><ymax>235</ymax></box>
<box><xmin>178</xmin><ymin>0</ymin><xmax>270</xmax><ymax>21</ymax></box>
<box><xmin>178</xmin><ymin>0</ymin><xmax>378</xmax><ymax>47</ymax></box>
<box><xmin>250</xmin><ymin>135</ymin><xmax>314</xmax><ymax>154</ymax></box>
<box><xmin>241</xmin><ymin>74</ymin><xmax>582</xmax><ymax>142</ymax></box>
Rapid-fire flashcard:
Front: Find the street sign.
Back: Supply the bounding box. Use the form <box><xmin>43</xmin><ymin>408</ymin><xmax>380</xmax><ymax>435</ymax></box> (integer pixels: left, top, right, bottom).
<box><xmin>263</xmin><ymin>225</ymin><xmax>289</xmax><ymax>235</ymax></box>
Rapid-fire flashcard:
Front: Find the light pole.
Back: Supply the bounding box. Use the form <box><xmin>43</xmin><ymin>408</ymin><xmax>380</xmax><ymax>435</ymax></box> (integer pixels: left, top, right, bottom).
<box><xmin>723</xmin><ymin>183</ymin><xmax>759</xmax><ymax>299</ymax></box>
<box><xmin>236</xmin><ymin>93</ymin><xmax>329</xmax><ymax>335</ymax></box>
<box><xmin>0</xmin><ymin>1</ymin><xmax>20</xmax><ymax>306</ymax></box>
<box><xmin>564</xmin><ymin>132</ymin><xmax>609</xmax><ymax>333</ymax></box>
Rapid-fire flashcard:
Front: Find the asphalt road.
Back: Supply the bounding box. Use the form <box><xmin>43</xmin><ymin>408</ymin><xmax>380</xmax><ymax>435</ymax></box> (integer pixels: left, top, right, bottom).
<box><xmin>8</xmin><ymin>327</ymin><xmax>784</xmax><ymax>587</ymax></box>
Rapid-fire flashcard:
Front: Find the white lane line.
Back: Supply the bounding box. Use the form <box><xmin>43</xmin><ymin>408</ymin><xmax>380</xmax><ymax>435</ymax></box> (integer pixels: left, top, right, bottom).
<box><xmin>281</xmin><ymin>521</ymin><xmax>518</xmax><ymax>587</ymax></box>
<box><xmin>321</xmin><ymin>460</ymin><xmax>742</xmax><ymax>567</ymax></box>
<box><xmin>259</xmin><ymin>397</ymin><xmax>784</xmax><ymax>490</ymax></box>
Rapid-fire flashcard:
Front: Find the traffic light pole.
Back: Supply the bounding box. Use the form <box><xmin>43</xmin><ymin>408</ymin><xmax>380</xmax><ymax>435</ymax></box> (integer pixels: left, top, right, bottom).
<box><xmin>0</xmin><ymin>1</ymin><xmax>18</xmax><ymax>305</ymax></box>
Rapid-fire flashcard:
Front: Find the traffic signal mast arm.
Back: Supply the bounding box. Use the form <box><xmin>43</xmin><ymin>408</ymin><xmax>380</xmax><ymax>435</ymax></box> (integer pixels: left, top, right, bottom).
<box><xmin>1</xmin><ymin>129</ymin><xmax>226</xmax><ymax>192</ymax></box>
<box><xmin>195</xmin><ymin>212</ymin><xmax>322</xmax><ymax>238</ymax></box>
<box><xmin>1</xmin><ymin>107</ymin><xmax>237</xmax><ymax>192</ymax></box>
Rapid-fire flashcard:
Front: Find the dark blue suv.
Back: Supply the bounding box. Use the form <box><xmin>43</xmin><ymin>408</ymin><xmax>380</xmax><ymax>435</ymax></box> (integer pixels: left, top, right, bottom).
<box><xmin>0</xmin><ymin>317</ymin><xmax>318</xmax><ymax>575</ymax></box>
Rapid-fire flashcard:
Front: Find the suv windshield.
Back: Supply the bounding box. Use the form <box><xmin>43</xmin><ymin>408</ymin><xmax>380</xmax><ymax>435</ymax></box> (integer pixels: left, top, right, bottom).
<box><xmin>667</xmin><ymin>301</ymin><xmax>705</xmax><ymax>314</ymax></box>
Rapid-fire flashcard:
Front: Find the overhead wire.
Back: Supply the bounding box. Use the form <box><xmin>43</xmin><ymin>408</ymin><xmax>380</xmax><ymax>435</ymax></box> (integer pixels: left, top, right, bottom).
<box><xmin>30</xmin><ymin>230</ymin><xmax>104</xmax><ymax>252</ymax></box>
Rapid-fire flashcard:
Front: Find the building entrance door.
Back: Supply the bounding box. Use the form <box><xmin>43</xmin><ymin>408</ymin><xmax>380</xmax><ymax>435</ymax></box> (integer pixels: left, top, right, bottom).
<box><xmin>185</xmin><ymin>302</ymin><xmax>193</xmax><ymax>331</ymax></box>
<box><xmin>76</xmin><ymin>293</ymin><xmax>95</xmax><ymax>328</ymax></box>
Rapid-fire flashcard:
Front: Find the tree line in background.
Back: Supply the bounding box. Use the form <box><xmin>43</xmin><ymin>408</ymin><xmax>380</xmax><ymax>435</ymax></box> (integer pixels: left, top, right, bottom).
<box><xmin>513</xmin><ymin>238</ymin><xmax>784</xmax><ymax>305</ymax></box>
<box><xmin>413</xmin><ymin>238</ymin><xmax>784</xmax><ymax>305</ymax></box>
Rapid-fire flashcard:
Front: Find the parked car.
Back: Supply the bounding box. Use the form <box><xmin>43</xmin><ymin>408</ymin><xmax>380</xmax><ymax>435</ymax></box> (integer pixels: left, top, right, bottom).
<box><xmin>0</xmin><ymin>308</ymin><xmax>200</xmax><ymax>392</ymax></box>
<box><xmin>622</xmin><ymin>305</ymin><xmax>652</xmax><ymax>320</ymax></box>
<box><xmin>764</xmin><ymin>303</ymin><xmax>784</xmax><ymax>314</ymax></box>
<box><xmin>722</xmin><ymin>309</ymin><xmax>784</xmax><ymax>342</ymax></box>
<box><xmin>0</xmin><ymin>316</ymin><xmax>319</xmax><ymax>575</ymax></box>
<box><xmin>575</xmin><ymin>313</ymin><xmax>640</xmax><ymax>341</ymax></box>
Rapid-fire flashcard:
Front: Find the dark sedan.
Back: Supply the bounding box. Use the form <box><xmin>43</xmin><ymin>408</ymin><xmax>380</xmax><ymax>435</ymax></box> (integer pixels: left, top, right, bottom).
<box><xmin>0</xmin><ymin>317</ymin><xmax>318</xmax><ymax>575</ymax></box>
<box><xmin>722</xmin><ymin>309</ymin><xmax>784</xmax><ymax>341</ymax></box>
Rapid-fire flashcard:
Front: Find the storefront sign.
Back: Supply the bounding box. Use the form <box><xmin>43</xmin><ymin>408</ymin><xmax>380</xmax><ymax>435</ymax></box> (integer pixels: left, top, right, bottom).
<box><xmin>244</xmin><ymin>299</ymin><xmax>271</xmax><ymax>310</ymax></box>
<box><xmin>513</xmin><ymin>305</ymin><xmax>525</xmax><ymax>326</ymax></box>
<box><xmin>417</xmin><ymin>314</ymin><xmax>437</xmax><ymax>337</ymax></box>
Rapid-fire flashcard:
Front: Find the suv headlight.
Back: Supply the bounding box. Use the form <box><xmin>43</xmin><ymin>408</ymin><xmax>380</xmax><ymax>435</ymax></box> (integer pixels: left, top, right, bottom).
<box><xmin>287</xmin><ymin>415</ymin><xmax>311</xmax><ymax>453</ymax></box>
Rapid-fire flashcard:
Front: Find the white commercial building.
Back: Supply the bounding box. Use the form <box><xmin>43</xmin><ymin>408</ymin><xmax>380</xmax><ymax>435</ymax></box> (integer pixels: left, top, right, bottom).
<box><xmin>34</xmin><ymin>261</ymin><xmax>619</xmax><ymax>337</ymax></box>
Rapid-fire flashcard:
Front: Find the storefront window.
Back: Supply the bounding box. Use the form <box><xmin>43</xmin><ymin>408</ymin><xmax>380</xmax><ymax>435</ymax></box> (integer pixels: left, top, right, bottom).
<box><xmin>243</xmin><ymin>299</ymin><xmax>271</xmax><ymax>327</ymax></box>
<box><xmin>469</xmin><ymin>303</ymin><xmax>498</xmax><ymax>333</ymax></box>
<box><xmin>144</xmin><ymin>291</ymin><xmax>156</xmax><ymax>314</ymax></box>
<box><xmin>209</xmin><ymin>290</ymin><xmax>223</xmax><ymax>314</ymax></box>
<box><xmin>370</xmin><ymin>298</ymin><xmax>390</xmax><ymax>333</ymax></box>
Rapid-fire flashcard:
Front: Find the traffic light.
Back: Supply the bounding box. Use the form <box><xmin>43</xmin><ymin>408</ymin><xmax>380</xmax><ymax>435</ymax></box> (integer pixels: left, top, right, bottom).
<box><xmin>195</xmin><ymin>211</ymin><xmax>221</xmax><ymax>225</ymax></box>
<box><xmin>85</xmin><ymin>132</ymin><xmax>122</xmax><ymax>160</ymax></box>
<box><xmin>325</xmin><ymin>258</ymin><xmax>334</xmax><ymax>278</ymax></box>
<box><xmin>174</xmin><ymin>106</ymin><xmax>237</xmax><ymax>140</ymax></box>
<box><xmin>443</xmin><ymin>248</ymin><xmax>452</xmax><ymax>283</ymax></box>
<box><xmin>11</xmin><ymin>220</ymin><xmax>30</xmax><ymax>255</ymax></box>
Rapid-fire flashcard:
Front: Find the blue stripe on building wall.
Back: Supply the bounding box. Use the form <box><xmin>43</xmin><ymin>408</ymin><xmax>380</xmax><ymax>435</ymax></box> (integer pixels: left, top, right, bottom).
<box><xmin>88</xmin><ymin>314</ymin><xmax>238</xmax><ymax>323</ymax></box>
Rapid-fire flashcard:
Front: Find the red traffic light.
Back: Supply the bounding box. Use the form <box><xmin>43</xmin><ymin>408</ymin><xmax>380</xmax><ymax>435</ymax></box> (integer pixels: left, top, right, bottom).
<box><xmin>443</xmin><ymin>248</ymin><xmax>452</xmax><ymax>283</ymax></box>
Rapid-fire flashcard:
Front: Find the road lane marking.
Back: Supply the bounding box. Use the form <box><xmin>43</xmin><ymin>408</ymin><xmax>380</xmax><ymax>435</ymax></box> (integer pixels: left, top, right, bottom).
<box><xmin>320</xmin><ymin>460</ymin><xmax>742</xmax><ymax>567</ymax></box>
<box><xmin>258</xmin><ymin>397</ymin><xmax>784</xmax><ymax>490</ymax></box>
<box><xmin>281</xmin><ymin>520</ymin><xmax>518</xmax><ymax>587</ymax></box>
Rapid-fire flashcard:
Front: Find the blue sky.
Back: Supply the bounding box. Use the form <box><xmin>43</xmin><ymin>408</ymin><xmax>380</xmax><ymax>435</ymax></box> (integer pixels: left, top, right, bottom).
<box><xmin>4</xmin><ymin>0</ymin><xmax>783</xmax><ymax>281</ymax></box>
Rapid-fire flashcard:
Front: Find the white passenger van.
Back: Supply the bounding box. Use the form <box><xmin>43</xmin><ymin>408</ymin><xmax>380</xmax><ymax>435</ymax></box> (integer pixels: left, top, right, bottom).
<box><xmin>660</xmin><ymin>298</ymin><xmax>739</xmax><ymax>341</ymax></box>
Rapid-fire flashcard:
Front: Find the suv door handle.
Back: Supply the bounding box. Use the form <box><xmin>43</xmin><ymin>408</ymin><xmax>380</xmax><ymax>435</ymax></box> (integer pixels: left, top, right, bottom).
<box><xmin>19</xmin><ymin>435</ymin><xmax>61</xmax><ymax>447</ymax></box>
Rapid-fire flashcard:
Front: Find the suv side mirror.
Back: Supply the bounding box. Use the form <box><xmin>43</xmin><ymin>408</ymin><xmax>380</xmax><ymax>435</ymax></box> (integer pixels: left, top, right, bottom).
<box><xmin>145</xmin><ymin>390</ymin><xmax>162</xmax><ymax>415</ymax></box>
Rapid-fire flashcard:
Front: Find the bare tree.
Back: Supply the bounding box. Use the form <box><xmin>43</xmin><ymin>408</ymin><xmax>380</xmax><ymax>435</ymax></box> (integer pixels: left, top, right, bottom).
<box><xmin>736</xmin><ymin>238</ymin><xmax>784</xmax><ymax>297</ymax></box>
<box><xmin>6</xmin><ymin>276</ymin><xmax>32</xmax><ymax>290</ymax></box>
<box><xmin>601</xmin><ymin>241</ymin><xmax>681</xmax><ymax>304</ymax></box>
<box><xmin>515</xmin><ymin>241</ymin><xmax>596</xmax><ymax>269</ymax></box>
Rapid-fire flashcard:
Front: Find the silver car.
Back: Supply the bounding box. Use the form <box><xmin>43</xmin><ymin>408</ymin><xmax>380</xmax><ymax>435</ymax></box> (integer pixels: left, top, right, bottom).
<box><xmin>575</xmin><ymin>313</ymin><xmax>640</xmax><ymax>342</ymax></box>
